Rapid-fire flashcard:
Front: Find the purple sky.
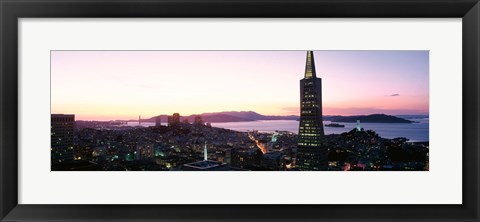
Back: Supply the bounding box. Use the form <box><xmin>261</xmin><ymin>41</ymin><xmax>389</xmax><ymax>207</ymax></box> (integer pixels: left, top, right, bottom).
<box><xmin>51</xmin><ymin>51</ymin><xmax>429</xmax><ymax>121</ymax></box>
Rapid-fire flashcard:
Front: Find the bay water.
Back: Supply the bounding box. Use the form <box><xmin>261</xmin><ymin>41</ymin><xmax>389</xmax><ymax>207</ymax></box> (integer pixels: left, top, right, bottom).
<box><xmin>128</xmin><ymin>118</ymin><xmax>429</xmax><ymax>142</ymax></box>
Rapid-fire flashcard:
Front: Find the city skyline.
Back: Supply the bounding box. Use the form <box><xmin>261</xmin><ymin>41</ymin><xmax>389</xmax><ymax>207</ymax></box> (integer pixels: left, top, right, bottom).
<box><xmin>51</xmin><ymin>50</ymin><xmax>429</xmax><ymax>171</ymax></box>
<box><xmin>51</xmin><ymin>50</ymin><xmax>429</xmax><ymax>121</ymax></box>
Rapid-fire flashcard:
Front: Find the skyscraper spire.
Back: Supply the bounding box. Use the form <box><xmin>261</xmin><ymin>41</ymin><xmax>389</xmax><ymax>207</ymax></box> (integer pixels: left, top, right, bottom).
<box><xmin>304</xmin><ymin>51</ymin><xmax>317</xmax><ymax>79</ymax></box>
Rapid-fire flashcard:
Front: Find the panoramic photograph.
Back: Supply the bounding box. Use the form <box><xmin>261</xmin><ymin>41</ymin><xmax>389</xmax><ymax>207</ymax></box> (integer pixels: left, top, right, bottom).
<box><xmin>51</xmin><ymin>50</ymin><xmax>429</xmax><ymax>171</ymax></box>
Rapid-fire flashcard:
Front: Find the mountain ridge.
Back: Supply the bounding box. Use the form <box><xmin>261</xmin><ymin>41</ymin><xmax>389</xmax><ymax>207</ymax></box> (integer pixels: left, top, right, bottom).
<box><xmin>128</xmin><ymin>111</ymin><xmax>419</xmax><ymax>123</ymax></box>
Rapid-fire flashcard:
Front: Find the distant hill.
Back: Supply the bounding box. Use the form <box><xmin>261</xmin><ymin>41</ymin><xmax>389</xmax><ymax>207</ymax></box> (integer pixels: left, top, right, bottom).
<box><xmin>327</xmin><ymin>114</ymin><xmax>413</xmax><ymax>123</ymax></box>
<box><xmin>217</xmin><ymin>111</ymin><xmax>300</xmax><ymax>120</ymax></box>
<box><xmin>202</xmin><ymin>111</ymin><xmax>299</xmax><ymax>121</ymax></box>
<box><xmin>134</xmin><ymin>112</ymin><xmax>413</xmax><ymax>124</ymax></box>
<box><xmin>202</xmin><ymin>111</ymin><xmax>264</xmax><ymax>120</ymax></box>
<box><xmin>395</xmin><ymin>115</ymin><xmax>429</xmax><ymax>119</ymax></box>
<box><xmin>141</xmin><ymin>111</ymin><xmax>298</xmax><ymax>123</ymax></box>
<box><xmin>138</xmin><ymin>114</ymin><xmax>252</xmax><ymax>123</ymax></box>
<box><xmin>197</xmin><ymin>114</ymin><xmax>253</xmax><ymax>123</ymax></box>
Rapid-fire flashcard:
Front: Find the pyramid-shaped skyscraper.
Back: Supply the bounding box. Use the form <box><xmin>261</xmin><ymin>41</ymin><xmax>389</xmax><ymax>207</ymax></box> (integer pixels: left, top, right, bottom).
<box><xmin>296</xmin><ymin>51</ymin><xmax>328</xmax><ymax>171</ymax></box>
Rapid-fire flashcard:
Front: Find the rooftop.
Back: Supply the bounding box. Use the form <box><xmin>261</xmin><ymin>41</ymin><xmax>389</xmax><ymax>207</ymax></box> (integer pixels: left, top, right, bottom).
<box><xmin>183</xmin><ymin>160</ymin><xmax>224</xmax><ymax>170</ymax></box>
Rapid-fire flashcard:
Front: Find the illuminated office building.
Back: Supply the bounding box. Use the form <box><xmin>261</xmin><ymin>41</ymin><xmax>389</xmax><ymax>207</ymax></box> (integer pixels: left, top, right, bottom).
<box><xmin>51</xmin><ymin>114</ymin><xmax>75</xmax><ymax>164</ymax></box>
<box><xmin>296</xmin><ymin>51</ymin><xmax>328</xmax><ymax>171</ymax></box>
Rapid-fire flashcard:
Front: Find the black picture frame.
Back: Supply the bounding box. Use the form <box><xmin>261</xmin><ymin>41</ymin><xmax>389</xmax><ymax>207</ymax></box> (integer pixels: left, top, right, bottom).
<box><xmin>1</xmin><ymin>0</ymin><xmax>479</xmax><ymax>221</ymax></box>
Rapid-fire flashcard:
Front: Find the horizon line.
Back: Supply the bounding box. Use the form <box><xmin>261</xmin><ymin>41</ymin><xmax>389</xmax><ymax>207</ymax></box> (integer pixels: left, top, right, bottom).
<box><xmin>51</xmin><ymin>111</ymin><xmax>430</xmax><ymax>122</ymax></box>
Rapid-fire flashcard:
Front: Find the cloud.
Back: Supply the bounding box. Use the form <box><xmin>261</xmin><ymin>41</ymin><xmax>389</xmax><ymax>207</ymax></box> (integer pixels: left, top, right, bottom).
<box><xmin>386</xmin><ymin>93</ymin><xmax>400</xmax><ymax>97</ymax></box>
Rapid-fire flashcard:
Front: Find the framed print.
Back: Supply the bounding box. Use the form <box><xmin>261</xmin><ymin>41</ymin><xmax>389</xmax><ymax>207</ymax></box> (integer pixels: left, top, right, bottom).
<box><xmin>1</xmin><ymin>0</ymin><xmax>479</xmax><ymax>221</ymax></box>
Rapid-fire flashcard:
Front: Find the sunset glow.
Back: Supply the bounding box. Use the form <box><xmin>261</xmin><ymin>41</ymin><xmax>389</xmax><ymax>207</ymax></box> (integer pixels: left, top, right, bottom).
<box><xmin>51</xmin><ymin>51</ymin><xmax>429</xmax><ymax>120</ymax></box>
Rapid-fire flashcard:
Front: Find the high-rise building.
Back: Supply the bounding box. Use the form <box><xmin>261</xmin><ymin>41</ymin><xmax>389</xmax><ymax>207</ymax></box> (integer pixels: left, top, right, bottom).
<box><xmin>136</xmin><ymin>144</ymin><xmax>155</xmax><ymax>160</ymax></box>
<box><xmin>155</xmin><ymin>116</ymin><xmax>162</xmax><ymax>126</ymax></box>
<box><xmin>193</xmin><ymin>115</ymin><xmax>204</xmax><ymax>126</ymax></box>
<box><xmin>168</xmin><ymin>113</ymin><xmax>181</xmax><ymax>126</ymax></box>
<box><xmin>296</xmin><ymin>51</ymin><xmax>328</xmax><ymax>171</ymax></box>
<box><xmin>51</xmin><ymin>114</ymin><xmax>75</xmax><ymax>164</ymax></box>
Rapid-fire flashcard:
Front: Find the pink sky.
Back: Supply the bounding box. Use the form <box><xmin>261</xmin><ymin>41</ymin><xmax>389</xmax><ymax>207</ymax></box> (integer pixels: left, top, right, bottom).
<box><xmin>51</xmin><ymin>51</ymin><xmax>429</xmax><ymax>121</ymax></box>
